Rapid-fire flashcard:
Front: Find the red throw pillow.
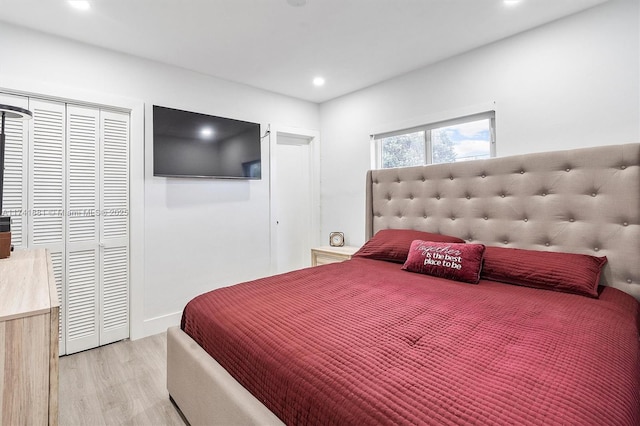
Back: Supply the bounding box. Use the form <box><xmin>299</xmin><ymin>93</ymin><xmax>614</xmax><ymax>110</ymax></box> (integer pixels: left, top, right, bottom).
<box><xmin>402</xmin><ymin>240</ymin><xmax>486</xmax><ymax>284</ymax></box>
<box><xmin>481</xmin><ymin>246</ymin><xmax>607</xmax><ymax>298</ymax></box>
<box><xmin>354</xmin><ymin>229</ymin><xmax>465</xmax><ymax>264</ymax></box>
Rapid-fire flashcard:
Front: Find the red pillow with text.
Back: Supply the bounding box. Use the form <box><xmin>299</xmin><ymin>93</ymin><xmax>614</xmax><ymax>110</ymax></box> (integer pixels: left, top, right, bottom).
<box><xmin>481</xmin><ymin>246</ymin><xmax>607</xmax><ymax>298</ymax></box>
<box><xmin>354</xmin><ymin>229</ymin><xmax>465</xmax><ymax>264</ymax></box>
<box><xmin>402</xmin><ymin>240</ymin><xmax>486</xmax><ymax>284</ymax></box>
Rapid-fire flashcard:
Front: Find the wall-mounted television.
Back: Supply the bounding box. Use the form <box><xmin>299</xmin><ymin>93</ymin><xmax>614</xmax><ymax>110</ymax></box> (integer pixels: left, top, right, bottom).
<box><xmin>153</xmin><ymin>105</ymin><xmax>261</xmax><ymax>179</ymax></box>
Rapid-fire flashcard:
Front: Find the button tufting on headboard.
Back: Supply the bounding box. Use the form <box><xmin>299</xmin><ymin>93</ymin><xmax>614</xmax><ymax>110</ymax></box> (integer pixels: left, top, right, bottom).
<box><xmin>365</xmin><ymin>143</ymin><xmax>640</xmax><ymax>301</ymax></box>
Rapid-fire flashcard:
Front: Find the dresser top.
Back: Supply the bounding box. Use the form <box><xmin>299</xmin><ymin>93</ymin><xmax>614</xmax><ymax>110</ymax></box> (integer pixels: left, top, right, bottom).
<box><xmin>0</xmin><ymin>249</ymin><xmax>57</xmax><ymax>321</ymax></box>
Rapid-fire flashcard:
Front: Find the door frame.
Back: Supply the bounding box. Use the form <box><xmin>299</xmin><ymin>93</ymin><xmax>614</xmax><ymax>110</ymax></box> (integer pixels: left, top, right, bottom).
<box><xmin>269</xmin><ymin>125</ymin><xmax>320</xmax><ymax>275</ymax></box>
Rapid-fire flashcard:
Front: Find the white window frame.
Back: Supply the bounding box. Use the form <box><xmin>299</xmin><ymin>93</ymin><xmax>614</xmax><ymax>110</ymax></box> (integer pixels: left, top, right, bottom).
<box><xmin>372</xmin><ymin>111</ymin><xmax>496</xmax><ymax>169</ymax></box>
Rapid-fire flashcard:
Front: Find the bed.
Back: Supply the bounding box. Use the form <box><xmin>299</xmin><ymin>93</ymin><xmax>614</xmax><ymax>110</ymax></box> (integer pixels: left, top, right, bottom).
<box><xmin>167</xmin><ymin>143</ymin><xmax>640</xmax><ymax>425</ymax></box>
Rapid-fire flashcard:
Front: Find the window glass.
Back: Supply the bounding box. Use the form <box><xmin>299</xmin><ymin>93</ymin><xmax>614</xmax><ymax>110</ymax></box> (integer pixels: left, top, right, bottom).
<box><xmin>380</xmin><ymin>131</ymin><xmax>425</xmax><ymax>169</ymax></box>
<box><xmin>431</xmin><ymin>118</ymin><xmax>492</xmax><ymax>164</ymax></box>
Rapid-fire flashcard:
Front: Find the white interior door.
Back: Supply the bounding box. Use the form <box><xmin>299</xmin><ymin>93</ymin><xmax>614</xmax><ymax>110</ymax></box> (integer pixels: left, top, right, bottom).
<box><xmin>28</xmin><ymin>98</ymin><xmax>67</xmax><ymax>355</ymax></box>
<box><xmin>270</xmin><ymin>127</ymin><xmax>320</xmax><ymax>274</ymax></box>
<box><xmin>65</xmin><ymin>105</ymin><xmax>100</xmax><ymax>354</ymax></box>
<box><xmin>99</xmin><ymin>110</ymin><xmax>130</xmax><ymax>346</ymax></box>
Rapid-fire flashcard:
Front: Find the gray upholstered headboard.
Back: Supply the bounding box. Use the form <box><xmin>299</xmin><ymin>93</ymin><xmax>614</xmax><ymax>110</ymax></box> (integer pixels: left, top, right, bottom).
<box><xmin>365</xmin><ymin>143</ymin><xmax>640</xmax><ymax>301</ymax></box>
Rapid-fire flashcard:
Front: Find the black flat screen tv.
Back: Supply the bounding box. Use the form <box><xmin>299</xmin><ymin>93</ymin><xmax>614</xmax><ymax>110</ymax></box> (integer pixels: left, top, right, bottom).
<box><xmin>153</xmin><ymin>105</ymin><xmax>261</xmax><ymax>179</ymax></box>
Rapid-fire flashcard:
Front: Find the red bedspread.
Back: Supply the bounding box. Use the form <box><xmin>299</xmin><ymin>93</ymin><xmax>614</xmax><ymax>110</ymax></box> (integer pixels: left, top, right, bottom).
<box><xmin>181</xmin><ymin>257</ymin><xmax>640</xmax><ymax>425</ymax></box>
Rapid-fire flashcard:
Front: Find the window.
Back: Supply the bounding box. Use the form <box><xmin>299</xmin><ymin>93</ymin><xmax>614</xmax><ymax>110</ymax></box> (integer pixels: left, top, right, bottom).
<box><xmin>374</xmin><ymin>112</ymin><xmax>495</xmax><ymax>169</ymax></box>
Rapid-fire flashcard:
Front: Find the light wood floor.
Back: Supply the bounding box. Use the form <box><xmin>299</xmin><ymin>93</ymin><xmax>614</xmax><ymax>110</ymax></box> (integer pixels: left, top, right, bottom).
<box><xmin>59</xmin><ymin>332</ymin><xmax>186</xmax><ymax>425</ymax></box>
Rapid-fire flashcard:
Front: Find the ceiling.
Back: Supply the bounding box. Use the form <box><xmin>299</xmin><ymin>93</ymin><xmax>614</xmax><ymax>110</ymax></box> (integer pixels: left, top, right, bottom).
<box><xmin>0</xmin><ymin>0</ymin><xmax>608</xmax><ymax>103</ymax></box>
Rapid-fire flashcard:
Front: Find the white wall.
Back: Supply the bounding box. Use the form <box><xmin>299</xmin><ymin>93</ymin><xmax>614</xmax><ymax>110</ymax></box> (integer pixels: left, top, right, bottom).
<box><xmin>0</xmin><ymin>22</ymin><xmax>319</xmax><ymax>337</ymax></box>
<box><xmin>319</xmin><ymin>0</ymin><xmax>639</xmax><ymax>248</ymax></box>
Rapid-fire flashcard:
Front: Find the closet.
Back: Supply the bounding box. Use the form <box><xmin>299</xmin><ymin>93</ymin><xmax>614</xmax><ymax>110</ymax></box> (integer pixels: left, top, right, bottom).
<box><xmin>1</xmin><ymin>93</ymin><xmax>130</xmax><ymax>355</ymax></box>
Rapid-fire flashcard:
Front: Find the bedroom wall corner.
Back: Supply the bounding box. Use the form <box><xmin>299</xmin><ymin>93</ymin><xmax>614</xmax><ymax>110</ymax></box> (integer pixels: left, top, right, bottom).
<box><xmin>318</xmin><ymin>0</ymin><xmax>639</xmax><ymax>248</ymax></box>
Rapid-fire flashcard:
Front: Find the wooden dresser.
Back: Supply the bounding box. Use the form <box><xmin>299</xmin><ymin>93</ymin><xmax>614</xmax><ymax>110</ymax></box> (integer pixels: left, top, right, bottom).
<box><xmin>0</xmin><ymin>249</ymin><xmax>59</xmax><ymax>425</ymax></box>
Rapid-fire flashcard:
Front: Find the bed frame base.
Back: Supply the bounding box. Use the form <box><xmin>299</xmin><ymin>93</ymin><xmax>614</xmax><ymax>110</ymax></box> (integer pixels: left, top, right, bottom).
<box><xmin>167</xmin><ymin>326</ymin><xmax>284</xmax><ymax>426</ymax></box>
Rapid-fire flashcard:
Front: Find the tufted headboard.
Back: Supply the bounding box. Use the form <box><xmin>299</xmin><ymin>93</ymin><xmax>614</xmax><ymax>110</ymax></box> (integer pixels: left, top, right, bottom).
<box><xmin>365</xmin><ymin>143</ymin><xmax>640</xmax><ymax>301</ymax></box>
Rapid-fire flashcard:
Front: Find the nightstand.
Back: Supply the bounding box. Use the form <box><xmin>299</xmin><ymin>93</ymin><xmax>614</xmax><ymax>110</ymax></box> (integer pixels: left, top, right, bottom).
<box><xmin>311</xmin><ymin>246</ymin><xmax>359</xmax><ymax>266</ymax></box>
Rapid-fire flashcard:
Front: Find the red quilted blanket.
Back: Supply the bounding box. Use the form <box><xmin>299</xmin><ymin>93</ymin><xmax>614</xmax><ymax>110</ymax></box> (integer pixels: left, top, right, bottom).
<box><xmin>181</xmin><ymin>257</ymin><xmax>640</xmax><ymax>425</ymax></box>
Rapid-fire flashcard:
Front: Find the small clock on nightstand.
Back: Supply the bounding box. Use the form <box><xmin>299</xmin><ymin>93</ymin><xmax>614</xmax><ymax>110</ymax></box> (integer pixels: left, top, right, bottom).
<box><xmin>329</xmin><ymin>232</ymin><xmax>344</xmax><ymax>247</ymax></box>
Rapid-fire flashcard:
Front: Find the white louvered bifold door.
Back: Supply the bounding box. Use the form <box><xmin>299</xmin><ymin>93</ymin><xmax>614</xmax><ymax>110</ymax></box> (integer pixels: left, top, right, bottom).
<box><xmin>28</xmin><ymin>98</ymin><xmax>67</xmax><ymax>355</ymax></box>
<box><xmin>65</xmin><ymin>106</ymin><xmax>100</xmax><ymax>354</ymax></box>
<box><xmin>0</xmin><ymin>93</ymin><xmax>28</xmax><ymax>249</ymax></box>
<box><xmin>99</xmin><ymin>111</ymin><xmax>129</xmax><ymax>345</ymax></box>
<box><xmin>16</xmin><ymin>94</ymin><xmax>130</xmax><ymax>356</ymax></box>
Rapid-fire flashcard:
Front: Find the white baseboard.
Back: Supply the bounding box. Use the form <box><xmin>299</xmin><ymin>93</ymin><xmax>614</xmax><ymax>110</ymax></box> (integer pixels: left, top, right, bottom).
<box><xmin>136</xmin><ymin>311</ymin><xmax>183</xmax><ymax>339</ymax></box>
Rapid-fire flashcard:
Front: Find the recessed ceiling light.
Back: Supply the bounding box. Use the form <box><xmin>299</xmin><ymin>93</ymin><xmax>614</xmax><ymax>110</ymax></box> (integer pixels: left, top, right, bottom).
<box><xmin>503</xmin><ymin>0</ymin><xmax>522</xmax><ymax>6</ymax></box>
<box><xmin>68</xmin><ymin>0</ymin><xmax>90</xmax><ymax>11</ymax></box>
<box><xmin>313</xmin><ymin>77</ymin><xmax>325</xmax><ymax>87</ymax></box>
<box><xmin>200</xmin><ymin>127</ymin><xmax>213</xmax><ymax>138</ymax></box>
